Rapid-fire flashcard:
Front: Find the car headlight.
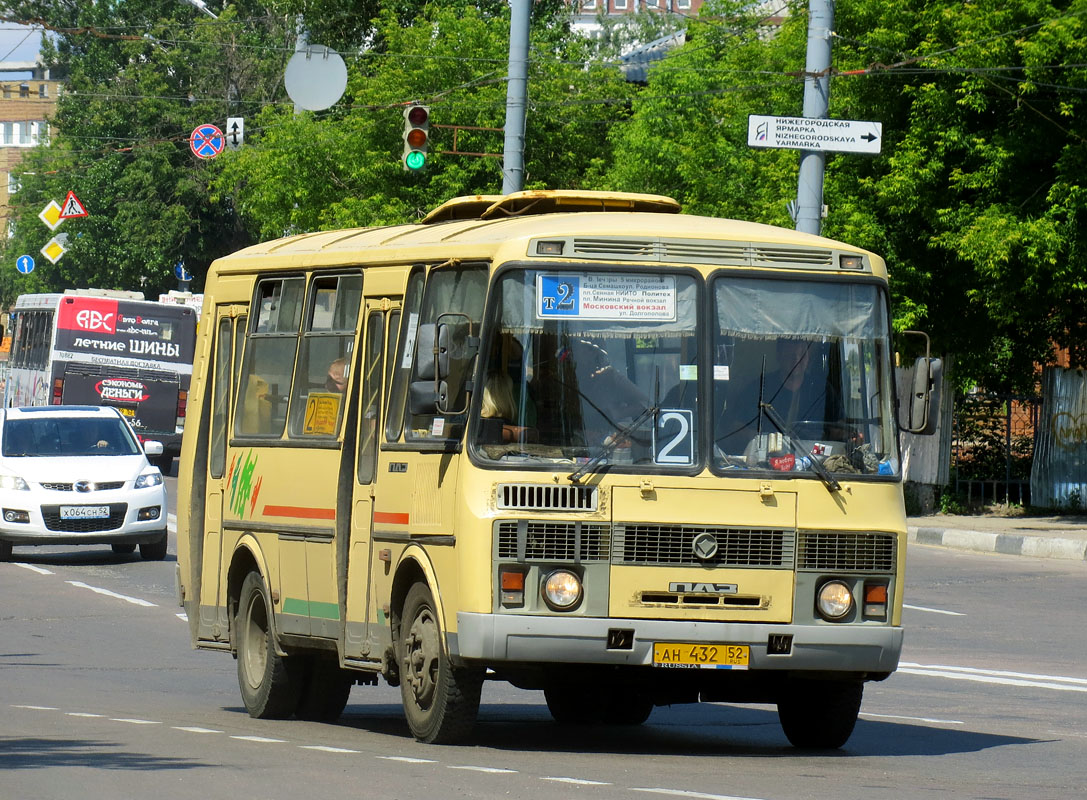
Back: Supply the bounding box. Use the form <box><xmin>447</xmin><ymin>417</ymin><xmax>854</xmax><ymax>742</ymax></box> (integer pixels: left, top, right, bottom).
<box><xmin>0</xmin><ymin>474</ymin><xmax>30</xmax><ymax>491</ymax></box>
<box><xmin>135</xmin><ymin>472</ymin><xmax>163</xmax><ymax>489</ymax></box>
<box><xmin>542</xmin><ymin>569</ymin><xmax>582</xmax><ymax>610</ymax></box>
<box><xmin>816</xmin><ymin>580</ymin><xmax>854</xmax><ymax>621</ymax></box>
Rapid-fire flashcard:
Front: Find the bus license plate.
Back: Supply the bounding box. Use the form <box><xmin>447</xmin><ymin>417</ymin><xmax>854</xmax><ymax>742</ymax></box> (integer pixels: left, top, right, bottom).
<box><xmin>652</xmin><ymin>642</ymin><xmax>749</xmax><ymax>670</ymax></box>
<box><xmin>60</xmin><ymin>505</ymin><xmax>110</xmax><ymax>520</ymax></box>
<box><xmin>116</xmin><ymin>407</ymin><xmax>135</xmax><ymax>418</ymax></box>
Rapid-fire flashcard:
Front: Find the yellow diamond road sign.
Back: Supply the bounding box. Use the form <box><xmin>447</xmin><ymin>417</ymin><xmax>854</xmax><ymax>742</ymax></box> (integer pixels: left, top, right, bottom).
<box><xmin>39</xmin><ymin>199</ymin><xmax>64</xmax><ymax>231</ymax></box>
<box><xmin>41</xmin><ymin>236</ymin><xmax>67</xmax><ymax>263</ymax></box>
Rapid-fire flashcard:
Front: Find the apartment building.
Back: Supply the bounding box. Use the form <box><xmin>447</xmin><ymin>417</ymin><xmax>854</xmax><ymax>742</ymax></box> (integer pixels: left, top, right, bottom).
<box><xmin>0</xmin><ymin>61</ymin><xmax>63</xmax><ymax>230</ymax></box>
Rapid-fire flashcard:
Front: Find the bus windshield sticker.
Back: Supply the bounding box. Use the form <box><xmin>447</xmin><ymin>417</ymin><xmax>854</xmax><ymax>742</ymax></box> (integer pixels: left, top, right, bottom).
<box><xmin>303</xmin><ymin>392</ymin><xmax>341</xmax><ymax>435</ymax></box>
<box><xmin>653</xmin><ymin>408</ymin><xmax>695</xmax><ymax>465</ymax></box>
<box><xmin>401</xmin><ymin>312</ymin><xmax>419</xmax><ymax>369</ymax></box>
<box><xmin>536</xmin><ymin>274</ymin><xmax>677</xmax><ymax>321</ymax></box>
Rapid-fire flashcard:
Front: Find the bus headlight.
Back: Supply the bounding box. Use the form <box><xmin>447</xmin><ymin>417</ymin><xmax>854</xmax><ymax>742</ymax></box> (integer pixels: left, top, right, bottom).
<box><xmin>542</xmin><ymin>569</ymin><xmax>582</xmax><ymax>611</ymax></box>
<box><xmin>816</xmin><ymin>580</ymin><xmax>854</xmax><ymax>621</ymax></box>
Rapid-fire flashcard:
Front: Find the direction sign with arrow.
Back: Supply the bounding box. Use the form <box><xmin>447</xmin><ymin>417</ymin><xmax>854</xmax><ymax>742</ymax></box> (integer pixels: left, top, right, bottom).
<box><xmin>226</xmin><ymin>117</ymin><xmax>244</xmax><ymax>150</ymax></box>
<box><xmin>747</xmin><ymin>115</ymin><xmax>883</xmax><ymax>155</ymax></box>
<box><xmin>16</xmin><ymin>254</ymin><xmax>35</xmax><ymax>274</ymax></box>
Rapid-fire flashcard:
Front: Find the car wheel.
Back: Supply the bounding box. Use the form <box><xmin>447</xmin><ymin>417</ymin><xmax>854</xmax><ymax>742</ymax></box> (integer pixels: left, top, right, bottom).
<box><xmin>295</xmin><ymin>655</ymin><xmax>354</xmax><ymax>722</ymax></box>
<box><xmin>0</xmin><ymin>539</ymin><xmax>12</xmax><ymax>562</ymax></box>
<box><xmin>112</xmin><ymin>543</ymin><xmax>137</xmax><ymax>555</ymax></box>
<box><xmin>777</xmin><ymin>678</ymin><xmax>863</xmax><ymax>749</ymax></box>
<box><xmin>398</xmin><ymin>583</ymin><xmax>483</xmax><ymax>743</ymax></box>
<box><xmin>139</xmin><ymin>534</ymin><xmax>168</xmax><ymax>560</ymax></box>
<box><xmin>235</xmin><ymin>571</ymin><xmax>303</xmax><ymax>719</ymax></box>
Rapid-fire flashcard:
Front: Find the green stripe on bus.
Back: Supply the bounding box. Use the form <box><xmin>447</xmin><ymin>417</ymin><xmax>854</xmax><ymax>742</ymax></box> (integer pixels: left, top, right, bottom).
<box><xmin>281</xmin><ymin>597</ymin><xmax>340</xmax><ymax>620</ymax></box>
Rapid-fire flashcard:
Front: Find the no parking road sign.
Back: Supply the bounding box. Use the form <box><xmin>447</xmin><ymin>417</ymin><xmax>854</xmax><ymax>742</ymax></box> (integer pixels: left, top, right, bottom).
<box><xmin>190</xmin><ymin>123</ymin><xmax>225</xmax><ymax>159</ymax></box>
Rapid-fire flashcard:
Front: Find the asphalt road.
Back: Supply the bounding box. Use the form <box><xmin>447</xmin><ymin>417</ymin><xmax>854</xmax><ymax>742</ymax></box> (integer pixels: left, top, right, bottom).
<box><xmin>2</xmin><ymin>476</ymin><xmax>1085</xmax><ymax>799</ymax></box>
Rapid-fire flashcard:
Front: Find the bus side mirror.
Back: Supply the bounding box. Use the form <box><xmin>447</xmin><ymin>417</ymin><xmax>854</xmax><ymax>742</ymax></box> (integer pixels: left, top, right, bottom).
<box><xmin>409</xmin><ymin>323</ymin><xmax>450</xmax><ymax>415</ymax></box>
<box><xmin>899</xmin><ymin>330</ymin><xmax>943</xmax><ymax>436</ymax></box>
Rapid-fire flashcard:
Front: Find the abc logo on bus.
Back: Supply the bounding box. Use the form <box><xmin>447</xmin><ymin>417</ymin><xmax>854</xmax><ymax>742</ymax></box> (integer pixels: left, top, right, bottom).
<box><xmin>76</xmin><ymin>309</ymin><xmax>116</xmax><ymax>334</ymax></box>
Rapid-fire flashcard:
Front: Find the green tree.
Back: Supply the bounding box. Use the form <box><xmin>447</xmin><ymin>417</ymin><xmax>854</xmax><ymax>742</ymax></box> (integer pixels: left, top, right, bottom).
<box><xmin>1</xmin><ymin>0</ymin><xmax>290</xmax><ymax>302</ymax></box>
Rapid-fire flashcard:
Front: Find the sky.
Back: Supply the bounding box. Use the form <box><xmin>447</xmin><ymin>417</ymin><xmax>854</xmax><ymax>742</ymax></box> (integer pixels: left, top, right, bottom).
<box><xmin>0</xmin><ymin>23</ymin><xmax>44</xmax><ymax>73</ymax></box>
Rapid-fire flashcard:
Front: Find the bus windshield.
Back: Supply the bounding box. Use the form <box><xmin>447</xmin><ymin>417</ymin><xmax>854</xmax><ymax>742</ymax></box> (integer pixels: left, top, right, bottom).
<box><xmin>472</xmin><ymin>269</ymin><xmax>898</xmax><ymax>478</ymax></box>
<box><xmin>472</xmin><ymin>268</ymin><xmax>699</xmax><ymax>470</ymax></box>
<box><xmin>712</xmin><ymin>275</ymin><xmax>898</xmax><ymax>477</ymax></box>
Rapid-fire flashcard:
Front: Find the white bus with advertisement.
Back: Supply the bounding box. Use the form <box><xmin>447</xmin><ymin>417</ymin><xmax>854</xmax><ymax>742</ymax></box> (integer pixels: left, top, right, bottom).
<box><xmin>4</xmin><ymin>290</ymin><xmax>198</xmax><ymax>469</ymax></box>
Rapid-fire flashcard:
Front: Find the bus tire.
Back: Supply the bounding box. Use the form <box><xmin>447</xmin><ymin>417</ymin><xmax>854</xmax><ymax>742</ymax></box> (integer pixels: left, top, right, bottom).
<box><xmin>777</xmin><ymin>678</ymin><xmax>863</xmax><ymax>749</ymax></box>
<box><xmin>236</xmin><ymin>571</ymin><xmax>302</xmax><ymax>719</ymax></box>
<box><xmin>398</xmin><ymin>583</ymin><xmax>482</xmax><ymax>744</ymax></box>
<box><xmin>295</xmin><ymin>656</ymin><xmax>354</xmax><ymax>722</ymax></box>
<box><xmin>139</xmin><ymin>533</ymin><xmax>168</xmax><ymax>561</ymax></box>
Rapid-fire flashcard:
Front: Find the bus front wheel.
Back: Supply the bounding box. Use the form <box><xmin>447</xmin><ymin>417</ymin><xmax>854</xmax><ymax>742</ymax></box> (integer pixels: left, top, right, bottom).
<box><xmin>236</xmin><ymin>571</ymin><xmax>302</xmax><ymax>719</ymax></box>
<box><xmin>777</xmin><ymin>678</ymin><xmax>863</xmax><ymax>749</ymax></box>
<box><xmin>398</xmin><ymin>583</ymin><xmax>483</xmax><ymax>744</ymax></box>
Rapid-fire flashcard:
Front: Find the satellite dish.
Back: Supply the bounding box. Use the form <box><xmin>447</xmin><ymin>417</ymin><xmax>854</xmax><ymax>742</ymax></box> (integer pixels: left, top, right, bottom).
<box><xmin>284</xmin><ymin>46</ymin><xmax>348</xmax><ymax>111</ymax></box>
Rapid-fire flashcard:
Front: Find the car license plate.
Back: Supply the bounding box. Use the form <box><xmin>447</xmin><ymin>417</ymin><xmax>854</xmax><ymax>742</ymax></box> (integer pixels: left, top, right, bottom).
<box><xmin>60</xmin><ymin>505</ymin><xmax>110</xmax><ymax>520</ymax></box>
<box><xmin>652</xmin><ymin>642</ymin><xmax>749</xmax><ymax>670</ymax></box>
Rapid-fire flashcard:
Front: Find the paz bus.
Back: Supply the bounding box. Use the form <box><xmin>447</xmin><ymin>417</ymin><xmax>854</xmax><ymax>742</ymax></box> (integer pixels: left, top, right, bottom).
<box><xmin>176</xmin><ymin>190</ymin><xmax>940</xmax><ymax>748</ymax></box>
<box><xmin>4</xmin><ymin>290</ymin><xmax>198</xmax><ymax>470</ymax></box>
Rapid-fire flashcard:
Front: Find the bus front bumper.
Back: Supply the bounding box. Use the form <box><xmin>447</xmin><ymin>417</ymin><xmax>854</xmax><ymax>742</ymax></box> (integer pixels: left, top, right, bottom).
<box><xmin>454</xmin><ymin>613</ymin><xmax>903</xmax><ymax>674</ymax></box>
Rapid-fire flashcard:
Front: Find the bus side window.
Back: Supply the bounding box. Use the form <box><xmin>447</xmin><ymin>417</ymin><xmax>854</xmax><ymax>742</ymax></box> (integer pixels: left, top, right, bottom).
<box><xmin>235</xmin><ymin>277</ymin><xmax>304</xmax><ymax>438</ymax></box>
<box><xmin>209</xmin><ymin>316</ymin><xmax>232</xmax><ymax>479</ymax></box>
<box><xmin>357</xmin><ymin>310</ymin><xmax>384</xmax><ymax>484</ymax></box>
<box><xmin>385</xmin><ymin>269</ymin><xmax>424</xmax><ymax>442</ymax></box>
<box><xmin>288</xmin><ymin>273</ymin><xmax>362</xmax><ymax>438</ymax></box>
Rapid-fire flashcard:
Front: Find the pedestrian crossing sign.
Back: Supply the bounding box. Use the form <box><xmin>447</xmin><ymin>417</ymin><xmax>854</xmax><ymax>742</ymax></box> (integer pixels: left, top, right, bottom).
<box><xmin>59</xmin><ymin>190</ymin><xmax>88</xmax><ymax>219</ymax></box>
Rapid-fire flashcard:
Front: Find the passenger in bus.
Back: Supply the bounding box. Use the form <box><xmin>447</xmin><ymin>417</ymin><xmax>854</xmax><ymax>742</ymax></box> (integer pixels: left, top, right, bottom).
<box><xmin>479</xmin><ymin>372</ymin><xmax>536</xmax><ymax>444</ymax></box>
<box><xmin>325</xmin><ymin>357</ymin><xmax>348</xmax><ymax>393</ymax></box>
<box><xmin>241</xmin><ymin>375</ymin><xmax>272</xmax><ymax>434</ymax></box>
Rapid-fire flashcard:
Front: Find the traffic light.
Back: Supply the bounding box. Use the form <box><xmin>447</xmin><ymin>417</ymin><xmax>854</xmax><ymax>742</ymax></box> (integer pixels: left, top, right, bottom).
<box><xmin>402</xmin><ymin>104</ymin><xmax>430</xmax><ymax>171</ymax></box>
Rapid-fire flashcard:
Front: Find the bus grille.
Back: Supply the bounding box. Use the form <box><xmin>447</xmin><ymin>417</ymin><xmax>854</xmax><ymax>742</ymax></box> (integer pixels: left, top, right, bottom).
<box><xmin>612</xmin><ymin>525</ymin><xmax>794</xmax><ymax>568</ymax></box>
<box><xmin>496</xmin><ymin>521</ymin><xmax>610</xmax><ymax>562</ymax></box>
<box><xmin>497</xmin><ymin>483</ymin><xmax>598</xmax><ymax>512</ymax></box>
<box><xmin>41</xmin><ymin>503</ymin><xmax>128</xmax><ymax>532</ymax></box>
<box><xmin>797</xmin><ymin>531</ymin><xmax>896</xmax><ymax>572</ymax></box>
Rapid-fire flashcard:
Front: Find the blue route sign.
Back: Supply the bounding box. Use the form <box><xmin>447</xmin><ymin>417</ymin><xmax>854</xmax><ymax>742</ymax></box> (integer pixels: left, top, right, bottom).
<box><xmin>189</xmin><ymin>123</ymin><xmax>225</xmax><ymax>160</ymax></box>
<box><xmin>175</xmin><ymin>260</ymin><xmax>193</xmax><ymax>282</ymax></box>
<box><xmin>16</xmin><ymin>254</ymin><xmax>35</xmax><ymax>274</ymax></box>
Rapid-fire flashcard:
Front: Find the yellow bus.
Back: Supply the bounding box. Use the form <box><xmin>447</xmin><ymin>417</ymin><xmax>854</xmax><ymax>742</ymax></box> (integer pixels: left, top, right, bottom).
<box><xmin>177</xmin><ymin>190</ymin><xmax>940</xmax><ymax>748</ymax></box>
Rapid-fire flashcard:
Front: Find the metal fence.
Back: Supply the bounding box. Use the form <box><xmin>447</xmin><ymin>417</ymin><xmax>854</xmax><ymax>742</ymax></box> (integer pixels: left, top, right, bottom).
<box><xmin>951</xmin><ymin>393</ymin><xmax>1040</xmax><ymax>506</ymax></box>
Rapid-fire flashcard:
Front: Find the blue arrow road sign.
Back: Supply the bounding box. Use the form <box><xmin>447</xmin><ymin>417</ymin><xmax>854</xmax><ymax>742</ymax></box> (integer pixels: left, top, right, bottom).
<box><xmin>175</xmin><ymin>260</ymin><xmax>193</xmax><ymax>282</ymax></box>
<box><xmin>16</xmin><ymin>254</ymin><xmax>35</xmax><ymax>274</ymax></box>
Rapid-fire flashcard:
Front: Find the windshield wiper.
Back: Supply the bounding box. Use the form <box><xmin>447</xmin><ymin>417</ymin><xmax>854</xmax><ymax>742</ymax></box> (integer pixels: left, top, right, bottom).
<box><xmin>567</xmin><ymin>401</ymin><xmax>659</xmax><ymax>483</ymax></box>
<box><xmin>568</xmin><ymin>367</ymin><xmax>661</xmax><ymax>484</ymax></box>
<box><xmin>759</xmin><ymin>401</ymin><xmax>841</xmax><ymax>493</ymax></box>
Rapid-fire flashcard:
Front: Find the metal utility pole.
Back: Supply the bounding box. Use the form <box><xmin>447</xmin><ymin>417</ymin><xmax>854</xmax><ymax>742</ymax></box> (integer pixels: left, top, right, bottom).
<box><xmin>794</xmin><ymin>0</ymin><xmax>835</xmax><ymax>235</ymax></box>
<box><xmin>502</xmin><ymin>0</ymin><xmax>531</xmax><ymax>195</ymax></box>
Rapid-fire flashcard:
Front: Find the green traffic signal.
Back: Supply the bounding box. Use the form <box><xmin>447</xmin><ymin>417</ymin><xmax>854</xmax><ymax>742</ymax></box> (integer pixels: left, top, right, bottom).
<box><xmin>405</xmin><ymin>150</ymin><xmax>426</xmax><ymax>171</ymax></box>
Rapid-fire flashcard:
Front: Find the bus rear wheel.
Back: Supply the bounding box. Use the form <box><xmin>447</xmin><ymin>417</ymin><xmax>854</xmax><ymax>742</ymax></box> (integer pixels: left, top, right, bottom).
<box><xmin>236</xmin><ymin>571</ymin><xmax>302</xmax><ymax>719</ymax></box>
<box><xmin>777</xmin><ymin>678</ymin><xmax>863</xmax><ymax>749</ymax></box>
<box><xmin>398</xmin><ymin>583</ymin><xmax>482</xmax><ymax>744</ymax></box>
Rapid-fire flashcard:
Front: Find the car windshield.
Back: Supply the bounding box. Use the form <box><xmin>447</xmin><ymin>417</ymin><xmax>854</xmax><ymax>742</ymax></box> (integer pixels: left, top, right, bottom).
<box><xmin>471</xmin><ymin>268</ymin><xmax>699</xmax><ymax>470</ymax></box>
<box><xmin>712</xmin><ymin>276</ymin><xmax>899</xmax><ymax>477</ymax></box>
<box><xmin>2</xmin><ymin>417</ymin><xmax>140</xmax><ymax>457</ymax></box>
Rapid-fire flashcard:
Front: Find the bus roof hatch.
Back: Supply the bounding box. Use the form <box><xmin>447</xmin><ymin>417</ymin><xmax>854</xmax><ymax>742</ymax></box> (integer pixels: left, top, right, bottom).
<box><xmin>421</xmin><ymin>190</ymin><xmax>680</xmax><ymax>224</ymax></box>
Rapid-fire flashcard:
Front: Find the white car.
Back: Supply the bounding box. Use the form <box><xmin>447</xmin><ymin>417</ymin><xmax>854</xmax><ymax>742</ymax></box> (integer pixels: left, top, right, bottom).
<box><xmin>0</xmin><ymin>405</ymin><xmax>168</xmax><ymax>561</ymax></box>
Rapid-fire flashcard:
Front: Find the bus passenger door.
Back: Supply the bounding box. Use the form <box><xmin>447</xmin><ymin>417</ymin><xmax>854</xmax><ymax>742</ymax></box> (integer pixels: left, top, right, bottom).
<box><xmin>202</xmin><ymin>305</ymin><xmax>247</xmax><ymax>637</ymax></box>
<box><xmin>344</xmin><ymin>300</ymin><xmax>398</xmax><ymax>661</ymax></box>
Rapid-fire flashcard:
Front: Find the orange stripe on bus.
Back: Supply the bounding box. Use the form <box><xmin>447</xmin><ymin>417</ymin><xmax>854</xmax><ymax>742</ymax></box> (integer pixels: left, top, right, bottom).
<box><xmin>262</xmin><ymin>505</ymin><xmax>336</xmax><ymax>521</ymax></box>
<box><xmin>373</xmin><ymin>511</ymin><xmax>410</xmax><ymax>525</ymax></box>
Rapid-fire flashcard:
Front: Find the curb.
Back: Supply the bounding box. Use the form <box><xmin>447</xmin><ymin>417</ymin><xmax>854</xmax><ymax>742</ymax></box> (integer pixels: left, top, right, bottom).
<box><xmin>908</xmin><ymin>526</ymin><xmax>1087</xmax><ymax>561</ymax></box>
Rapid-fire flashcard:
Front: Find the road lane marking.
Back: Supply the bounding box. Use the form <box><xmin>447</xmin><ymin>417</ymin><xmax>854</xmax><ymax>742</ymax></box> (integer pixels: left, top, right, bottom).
<box><xmin>900</xmin><ymin>662</ymin><xmax>1087</xmax><ymax>692</ymax></box>
<box><xmin>66</xmin><ymin>712</ymin><xmax>106</xmax><ymax>718</ymax></box>
<box><xmin>110</xmin><ymin>718</ymin><xmax>161</xmax><ymax>725</ymax></box>
<box><xmin>173</xmin><ymin>726</ymin><xmax>222</xmax><ymax>734</ymax></box>
<box><xmin>66</xmin><ymin>580</ymin><xmax>157</xmax><ymax>607</ymax></box>
<box><xmin>903</xmin><ymin>603</ymin><xmax>965</xmax><ymax>616</ymax></box>
<box><xmin>861</xmin><ymin>711</ymin><xmax>964</xmax><ymax>725</ymax></box>
<box><xmin>231</xmin><ymin>735</ymin><xmax>287</xmax><ymax>743</ymax></box>
<box><xmin>300</xmin><ymin>745</ymin><xmax>361</xmax><ymax>754</ymax></box>
<box><xmin>542</xmin><ymin>777</ymin><xmax>612</xmax><ymax>786</ymax></box>
<box><xmin>377</xmin><ymin>756</ymin><xmax>438</xmax><ymax>763</ymax></box>
<box><xmin>14</xmin><ymin>563</ymin><xmax>53</xmax><ymax>575</ymax></box>
<box><xmin>177</xmin><ymin>613</ymin><xmax>188</xmax><ymax>621</ymax></box>
<box><xmin>631</xmin><ymin>789</ymin><xmax>766</xmax><ymax>800</ymax></box>
<box><xmin>449</xmin><ymin>765</ymin><xmax>518</xmax><ymax>774</ymax></box>
<box><xmin>13</xmin><ymin>705</ymin><xmax>57</xmax><ymax>711</ymax></box>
